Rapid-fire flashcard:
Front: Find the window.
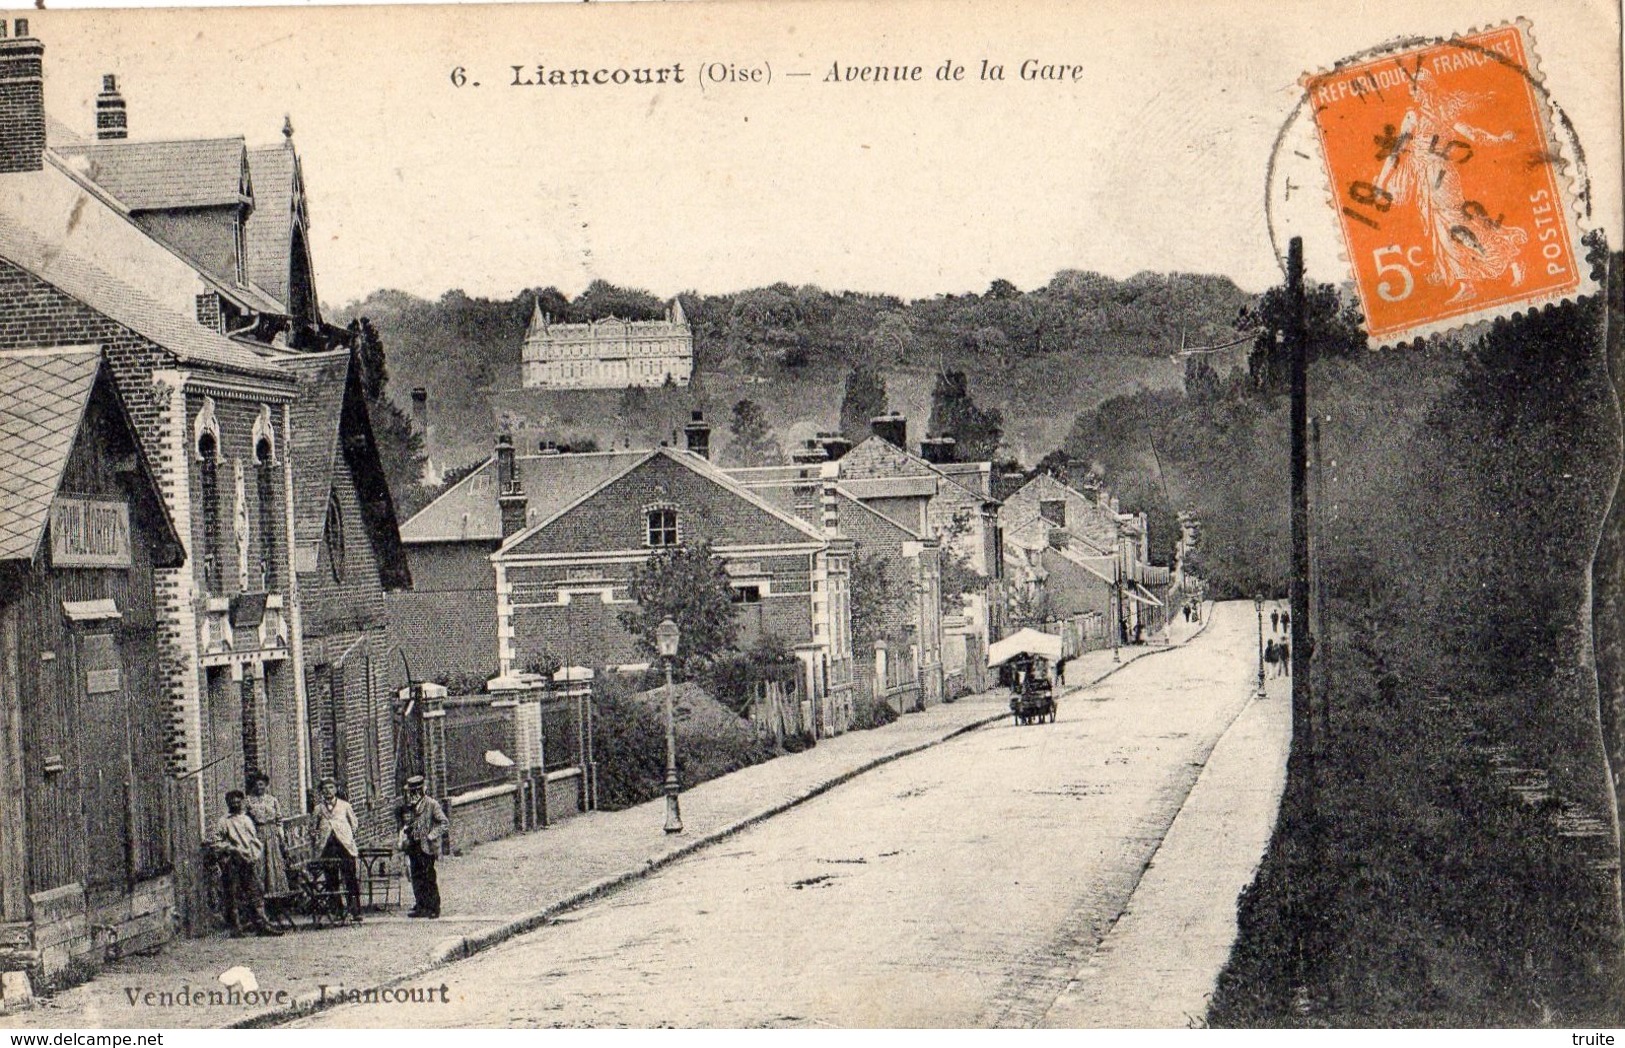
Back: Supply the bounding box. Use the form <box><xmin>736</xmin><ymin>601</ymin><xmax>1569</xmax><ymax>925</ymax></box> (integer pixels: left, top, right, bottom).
<box><xmin>645</xmin><ymin>506</ymin><xmax>679</xmax><ymax>547</ymax></box>
<box><xmin>325</xmin><ymin>491</ymin><xmax>346</xmax><ymax>583</ymax></box>
<box><xmin>198</xmin><ymin>432</ymin><xmax>222</xmax><ymax>591</ymax></box>
<box><xmin>1040</xmin><ymin>499</ymin><xmax>1067</xmax><ymax>527</ymax></box>
<box><xmin>731</xmin><ymin>585</ymin><xmax>762</xmax><ymax>604</ymax></box>
<box><xmin>256</xmin><ymin>438</ymin><xmax>276</xmax><ymax>591</ymax></box>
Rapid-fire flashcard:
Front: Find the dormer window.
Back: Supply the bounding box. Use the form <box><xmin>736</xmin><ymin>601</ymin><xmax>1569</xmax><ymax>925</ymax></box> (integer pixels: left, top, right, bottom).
<box><xmin>645</xmin><ymin>506</ymin><xmax>679</xmax><ymax>548</ymax></box>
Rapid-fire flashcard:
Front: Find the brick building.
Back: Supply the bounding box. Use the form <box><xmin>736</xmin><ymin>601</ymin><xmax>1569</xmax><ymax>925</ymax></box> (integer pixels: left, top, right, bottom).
<box><xmin>0</xmin><ymin>23</ymin><xmax>405</xmax><ymax>928</ymax></box>
<box><xmin>278</xmin><ymin>350</ymin><xmax>411</xmax><ymax>847</ymax></box>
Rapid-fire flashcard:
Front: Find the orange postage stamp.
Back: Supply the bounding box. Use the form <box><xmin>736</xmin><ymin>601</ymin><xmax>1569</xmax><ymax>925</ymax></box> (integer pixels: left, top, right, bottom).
<box><xmin>1304</xmin><ymin>23</ymin><xmax>1590</xmax><ymax>344</ymax></box>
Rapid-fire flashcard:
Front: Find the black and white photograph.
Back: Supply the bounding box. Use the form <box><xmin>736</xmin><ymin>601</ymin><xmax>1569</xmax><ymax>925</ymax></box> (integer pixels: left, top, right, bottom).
<box><xmin>0</xmin><ymin>0</ymin><xmax>1620</xmax><ymax>1031</ymax></box>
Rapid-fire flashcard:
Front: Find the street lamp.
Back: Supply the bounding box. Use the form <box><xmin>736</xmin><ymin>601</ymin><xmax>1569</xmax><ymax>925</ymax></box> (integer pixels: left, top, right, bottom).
<box><xmin>655</xmin><ymin>616</ymin><xmax>684</xmax><ymax>834</ymax></box>
<box><xmin>1252</xmin><ymin>593</ymin><xmax>1267</xmax><ymax>699</ymax></box>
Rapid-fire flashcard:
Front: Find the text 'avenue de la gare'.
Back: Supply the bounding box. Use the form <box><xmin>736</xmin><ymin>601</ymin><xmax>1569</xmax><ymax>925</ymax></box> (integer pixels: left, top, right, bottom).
<box><xmin>484</xmin><ymin>58</ymin><xmax>1090</xmax><ymax>90</ymax></box>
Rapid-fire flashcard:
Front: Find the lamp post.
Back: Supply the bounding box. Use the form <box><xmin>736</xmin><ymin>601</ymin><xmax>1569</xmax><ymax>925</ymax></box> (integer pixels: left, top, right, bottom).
<box><xmin>1253</xmin><ymin>593</ymin><xmax>1267</xmax><ymax>699</ymax></box>
<box><xmin>1111</xmin><ymin>560</ymin><xmax>1122</xmax><ymax>663</ymax></box>
<box><xmin>655</xmin><ymin>616</ymin><xmax>683</xmax><ymax>834</ymax></box>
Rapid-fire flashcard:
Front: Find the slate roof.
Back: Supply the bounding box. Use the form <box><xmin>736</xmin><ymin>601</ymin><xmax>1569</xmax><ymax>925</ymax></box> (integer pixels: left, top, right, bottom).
<box><xmin>400</xmin><ymin>450</ymin><xmax>648</xmax><ymax>544</ymax></box>
<box><xmin>244</xmin><ymin>145</ymin><xmax>297</xmax><ymax>309</ymax></box>
<box><xmin>280</xmin><ymin>351</ymin><xmax>351</xmax><ymax>552</ymax></box>
<box><xmin>0</xmin><ymin>166</ymin><xmax>287</xmax><ymax>379</ymax></box>
<box><xmin>0</xmin><ymin>351</ymin><xmax>102</xmax><ymax>562</ymax></box>
<box><xmin>57</xmin><ymin>137</ymin><xmax>251</xmax><ymax>212</ymax></box>
<box><xmin>275</xmin><ymin>350</ymin><xmax>411</xmax><ymax>590</ymax></box>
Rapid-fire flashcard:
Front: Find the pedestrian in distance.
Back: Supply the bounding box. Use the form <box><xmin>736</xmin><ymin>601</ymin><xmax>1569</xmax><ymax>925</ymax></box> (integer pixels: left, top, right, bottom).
<box><xmin>1270</xmin><ymin>609</ymin><xmax>1280</xmax><ymax>633</ymax></box>
<box><xmin>1264</xmin><ymin>639</ymin><xmax>1278</xmax><ymax>677</ymax></box>
<box><xmin>397</xmin><ymin>775</ymin><xmax>448</xmax><ymax>919</ymax></box>
<box><xmin>207</xmin><ymin>790</ymin><xmax>281</xmax><ymax>938</ymax></box>
<box><xmin>1280</xmin><ymin>639</ymin><xmax>1291</xmax><ymax>677</ymax></box>
<box><xmin>1282</xmin><ymin>610</ymin><xmax>1291</xmax><ymax>633</ymax></box>
<box><xmin>1182</xmin><ymin>604</ymin><xmax>1191</xmax><ymax>623</ymax></box>
<box><xmin>311</xmin><ymin>776</ymin><xmax>364</xmax><ymax>923</ymax></box>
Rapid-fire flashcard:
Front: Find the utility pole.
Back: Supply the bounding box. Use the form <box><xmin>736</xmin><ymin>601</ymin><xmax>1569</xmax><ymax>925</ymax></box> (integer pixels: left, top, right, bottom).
<box><xmin>1287</xmin><ymin>237</ymin><xmax>1314</xmax><ymax>782</ymax></box>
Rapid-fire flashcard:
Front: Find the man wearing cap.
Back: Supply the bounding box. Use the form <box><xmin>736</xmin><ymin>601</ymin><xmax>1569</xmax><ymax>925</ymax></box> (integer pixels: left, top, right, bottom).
<box><xmin>310</xmin><ymin>777</ymin><xmax>363</xmax><ymax>923</ymax></box>
<box><xmin>396</xmin><ymin>775</ymin><xmax>448</xmax><ymax>918</ymax></box>
<box><xmin>207</xmin><ymin>790</ymin><xmax>282</xmax><ymax>937</ymax></box>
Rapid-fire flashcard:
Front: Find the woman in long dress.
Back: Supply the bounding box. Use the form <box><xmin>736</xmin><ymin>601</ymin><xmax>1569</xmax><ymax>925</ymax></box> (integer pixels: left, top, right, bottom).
<box><xmin>244</xmin><ymin>773</ymin><xmax>290</xmax><ymax>896</ymax></box>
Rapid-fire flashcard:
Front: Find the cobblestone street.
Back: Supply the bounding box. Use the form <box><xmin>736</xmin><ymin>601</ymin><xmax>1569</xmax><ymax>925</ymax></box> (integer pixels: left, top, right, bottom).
<box><xmin>296</xmin><ymin>601</ymin><xmax>1284</xmax><ymax>1028</ymax></box>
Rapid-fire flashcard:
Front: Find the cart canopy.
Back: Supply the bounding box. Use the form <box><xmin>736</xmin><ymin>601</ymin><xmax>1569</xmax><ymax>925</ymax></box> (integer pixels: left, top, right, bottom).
<box><xmin>987</xmin><ymin>628</ymin><xmax>1064</xmax><ymax>668</ymax></box>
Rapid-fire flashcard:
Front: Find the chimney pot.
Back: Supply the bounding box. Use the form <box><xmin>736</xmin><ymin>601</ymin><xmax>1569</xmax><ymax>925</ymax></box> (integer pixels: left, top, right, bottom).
<box><xmin>0</xmin><ymin>23</ymin><xmax>46</xmax><ymax>173</ymax></box>
<box><xmin>96</xmin><ymin>73</ymin><xmax>128</xmax><ymax>140</ymax></box>
<box><xmin>869</xmin><ymin>413</ymin><xmax>907</xmax><ymax>450</ymax></box>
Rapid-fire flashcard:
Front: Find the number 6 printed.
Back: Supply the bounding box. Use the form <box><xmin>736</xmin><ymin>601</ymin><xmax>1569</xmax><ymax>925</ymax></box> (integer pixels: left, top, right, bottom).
<box><xmin>1371</xmin><ymin>245</ymin><xmax>1425</xmax><ymax>302</ymax></box>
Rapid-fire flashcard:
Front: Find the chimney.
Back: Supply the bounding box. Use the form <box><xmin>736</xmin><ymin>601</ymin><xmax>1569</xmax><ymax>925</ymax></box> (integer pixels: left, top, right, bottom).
<box><xmin>537</xmin><ymin>439</ymin><xmax>560</xmax><ymax>456</ymax></box>
<box><xmin>790</xmin><ymin>438</ymin><xmax>829</xmax><ymax>465</ymax></box>
<box><xmin>683</xmin><ymin>410</ymin><xmax>711</xmax><ymax>460</ymax></box>
<box><xmin>95</xmin><ymin>73</ymin><xmax>126</xmax><ymax>140</ymax></box>
<box><xmin>495</xmin><ymin>434</ymin><xmax>528</xmax><ymax>539</ymax></box>
<box><xmin>870</xmin><ymin>413</ymin><xmax>906</xmax><ymax>450</ymax></box>
<box><xmin>816</xmin><ymin>431</ymin><xmax>852</xmax><ymax>462</ymax></box>
<box><xmin>819</xmin><ymin>461</ymin><xmax>840</xmax><ymax>536</ymax></box>
<box><xmin>920</xmin><ymin>436</ymin><xmax>957</xmax><ymax>465</ymax></box>
<box><xmin>410</xmin><ymin>387</ymin><xmax>429</xmax><ymax>434</ymax></box>
<box><xmin>0</xmin><ymin>21</ymin><xmax>46</xmax><ymax>174</ymax></box>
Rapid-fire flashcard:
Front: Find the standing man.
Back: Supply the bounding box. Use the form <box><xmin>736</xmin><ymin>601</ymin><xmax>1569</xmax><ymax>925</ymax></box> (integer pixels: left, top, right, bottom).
<box><xmin>311</xmin><ymin>777</ymin><xmax>364</xmax><ymax>924</ymax></box>
<box><xmin>208</xmin><ymin>790</ymin><xmax>281</xmax><ymax>938</ymax></box>
<box><xmin>397</xmin><ymin>775</ymin><xmax>448</xmax><ymax>919</ymax></box>
<box><xmin>1270</xmin><ymin>608</ymin><xmax>1280</xmax><ymax>633</ymax></box>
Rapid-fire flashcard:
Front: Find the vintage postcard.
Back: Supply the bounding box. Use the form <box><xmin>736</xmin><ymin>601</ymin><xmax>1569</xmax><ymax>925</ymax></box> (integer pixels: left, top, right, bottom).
<box><xmin>0</xmin><ymin>0</ymin><xmax>1620</xmax><ymax>1032</ymax></box>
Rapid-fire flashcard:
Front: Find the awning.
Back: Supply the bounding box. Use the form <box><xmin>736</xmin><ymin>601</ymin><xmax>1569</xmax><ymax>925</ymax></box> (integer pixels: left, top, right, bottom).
<box><xmin>988</xmin><ymin>627</ymin><xmax>1064</xmax><ymax>668</ymax></box>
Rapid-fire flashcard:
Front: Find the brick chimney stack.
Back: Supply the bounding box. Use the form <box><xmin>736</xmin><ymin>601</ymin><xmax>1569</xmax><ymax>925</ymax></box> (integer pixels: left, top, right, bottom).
<box><xmin>495</xmin><ymin>434</ymin><xmax>528</xmax><ymax>539</ymax></box>
<box><xmin>96</xmin><ymin>73</ymin><xmax>127</xmax><ymax>140</ymax></box>
<box><xmin>0</xmin><ymin>21</ymin><xmax>46</xmax><ymax>174</ymax></box>
<box><xmin>683</xmin><ymin>410</ymin><xmax>711</xmax><ymax>460</ymax></box>
<box><xmin>870</xmin><ymin>413</ymin><xmax>907</xmax><ymax>450</ymax></box>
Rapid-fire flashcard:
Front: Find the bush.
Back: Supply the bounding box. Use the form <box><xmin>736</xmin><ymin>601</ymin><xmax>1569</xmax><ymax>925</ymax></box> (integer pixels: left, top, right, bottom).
<box><xmin>849</xmin><ymin>693</ymin><xmax>900</xmax><ymax>732</ymax></box>
<box><xmin>590</xmin><ymin>674</ymin><xmax>776</xmax><ymax>811</ymax></box>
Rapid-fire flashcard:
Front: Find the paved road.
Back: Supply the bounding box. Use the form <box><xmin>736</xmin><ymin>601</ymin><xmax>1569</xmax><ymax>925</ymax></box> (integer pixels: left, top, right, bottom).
<box><xmin>299</xmin><ymin>603</ymin><xmax>1265</xmax><ymax>1028</ymax></box>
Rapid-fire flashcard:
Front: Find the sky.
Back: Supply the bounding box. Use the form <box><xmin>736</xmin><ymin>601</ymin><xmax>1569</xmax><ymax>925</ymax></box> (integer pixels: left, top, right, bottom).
<box><xmin>24</xmin><ymin>0</ymin><xmax>1623</xmax><ymax>310</ymax></box>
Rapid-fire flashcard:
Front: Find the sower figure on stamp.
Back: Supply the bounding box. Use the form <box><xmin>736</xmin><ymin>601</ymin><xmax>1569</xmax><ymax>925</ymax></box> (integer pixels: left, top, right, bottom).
<box><xmin>397</xmin><ymin>775</ymin><xmax>448</xmax><ymax>918</ymax></box>
<box><xmin>208</xmin><ymin>790</ymin><xmax>282</xmax><ymax>938</ymax></box>
<box><xmin>311</xmin><ymin>776</ymin><xmax>364</xmax><ymax>923</ymax></box>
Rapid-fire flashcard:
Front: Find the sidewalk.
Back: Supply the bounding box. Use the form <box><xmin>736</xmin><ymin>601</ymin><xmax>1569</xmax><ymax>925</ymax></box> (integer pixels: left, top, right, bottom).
<box><xmin>1038</xmin><ymin>659</ymin><xmax>1292</xmax><ymax>1028</ymax></box>
<box><xmin>12</xmin><ymin>608</ymin><xmax>1210</xmax><ymax>1029</ymax></box>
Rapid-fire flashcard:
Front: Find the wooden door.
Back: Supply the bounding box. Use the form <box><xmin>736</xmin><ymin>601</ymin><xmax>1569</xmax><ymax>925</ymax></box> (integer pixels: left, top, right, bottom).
<box><xmin>75</xmin><ymin>630</ymin><xmax>132</xmax><ymax>889</ymax></box>
<box><xmin>204</xmin><ymin>668</ymin><xmax>244</xmax><ymax>818</ymax></box>
<box><xmin>0</xmin><ymin>606</ymin><xmax>26</xmax><ymax>919</ymax></box>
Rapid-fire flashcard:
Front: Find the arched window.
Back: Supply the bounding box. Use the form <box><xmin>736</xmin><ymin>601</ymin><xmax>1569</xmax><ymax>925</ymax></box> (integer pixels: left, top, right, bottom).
<box><xmin>256</xmin><ymin>436</ymin><xmax>277</xmax><ymax>591</ymax></box>
<box><xmin>197</xmin><ymin>430</ymin><xmax>222</xmax><ymax>591</ymax></box>
<box><xmin>324</xmin><ymin>492</ymin><xmax>345</xmax><ymax>583</ymax></box>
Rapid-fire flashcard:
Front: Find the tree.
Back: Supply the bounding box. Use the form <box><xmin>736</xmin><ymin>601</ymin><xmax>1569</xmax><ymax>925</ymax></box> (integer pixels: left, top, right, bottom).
<box><xmin>1006</xmin><ymin>580</ymin><xmax>1057</xmax><ymax>630</ymax></box>
<box><xmin>618</xmin><ymin>543</ymin><xmax>740</xmax><ymax>676</ymax></box>
<box><xmin>729</xmin><ymin>398</ymin><xmax>782</xmax><ymax>466</ymax></box>
<box><xmin>850</xmin><ymin>553</ymin><xmax>910</xmax><ymax>646</ymax></box>
<box><xmin>1239</xmin><ymin>281</ymin><xmax>1366</xmax><ymax>396</ymax></box>
<box><xmin>839</xmin><ymin>365</ymin><xmax>888</xmax><ymax>444</ymax></box>
<box><xmin>928</xmin><ymin>370</ymin><xmax>1003</xmax><ymax>460</ymax></box>
<box><xmin>347</xmin><ymin>317</ymin><xmax>428</xmax><ymax>516</ymax></box>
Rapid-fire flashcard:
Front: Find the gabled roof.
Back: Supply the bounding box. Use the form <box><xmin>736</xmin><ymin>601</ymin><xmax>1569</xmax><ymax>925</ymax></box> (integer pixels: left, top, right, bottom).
<box><xmin>400</xmin><ymin>449</ymin><xmax>649</xmax><ymax>544</ymax></box>
<box><xmin>835</xmin><ymin>487</ymin><xmax>924</xmax><ymax>539</ymax></box>
<box><xmin>0</xmin><ymin>350</ymin><xmax>181</xmax><ymax>565</ymax></box>
<box><xmin>57</xmin><ymin>137</ymin><xmax>252</xmax><ymax>212</ymax></box>
<box><xmin>496</xmin><ymin>447</ymin><xmax>827</xmax><ymax>557</ymax></box>
<box><xmin>244</xmin><ymin>144</ymin><xmax>299</xmax><ymax>309</ymax></box>
<box><xmin>841</xmin><ymin>435</ymin><xmax>998</xmax><ymax>506</ymax></box>
<box><xmin>0</xmin><ymin>165</ymin><xmax>288</xmax><ymax>380</ymax></box>
<box><xmin>276</xmin><ymin>349</ymin><xmax>411</xmax><ymax>590</ymax></box>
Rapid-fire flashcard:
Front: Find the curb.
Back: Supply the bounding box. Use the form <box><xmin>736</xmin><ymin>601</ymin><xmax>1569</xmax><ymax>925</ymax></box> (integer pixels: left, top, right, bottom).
<box><xmin>238</xmin><ymin>603</ymin><xmax>1215</xmax><ymax>1029</ymax></box>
